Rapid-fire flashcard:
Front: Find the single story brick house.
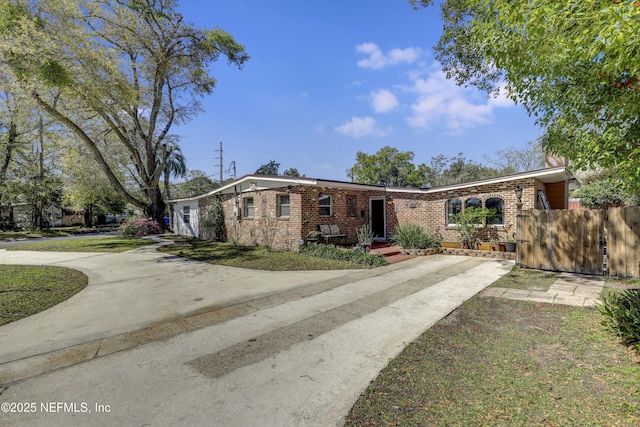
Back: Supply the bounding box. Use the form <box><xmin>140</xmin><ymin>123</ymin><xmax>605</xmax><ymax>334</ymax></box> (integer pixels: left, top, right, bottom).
<box><xmin>171</xmin><ymin>166</ymin><xmax>571</xmax><ymax>251</ymax></box>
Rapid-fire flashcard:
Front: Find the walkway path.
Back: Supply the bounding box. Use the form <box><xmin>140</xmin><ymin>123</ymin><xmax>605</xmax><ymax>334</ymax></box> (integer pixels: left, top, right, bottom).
<box><xmin>481</xmin><ymin>272</ymin><xmax>604</xmax><ymax>307</ymax></box>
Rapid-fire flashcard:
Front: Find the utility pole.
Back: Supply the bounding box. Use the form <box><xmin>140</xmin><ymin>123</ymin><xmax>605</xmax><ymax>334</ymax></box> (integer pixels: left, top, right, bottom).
<box><xmin>214</xmin><ymin>141</ymin><xmax>224</xmax><ymax>183</ymax></box>
<box><xmin>219</xmin><ymin>141</ymin><xmax>223</xmax><ymax>183</ymax></box>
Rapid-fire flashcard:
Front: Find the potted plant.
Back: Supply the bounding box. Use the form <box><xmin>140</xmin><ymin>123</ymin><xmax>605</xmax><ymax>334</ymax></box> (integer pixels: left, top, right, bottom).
<box><xmin>503</xmin><ymin>236</ymin><xmax>516</xmax><ymax>252</ymax></box>
<box><xmin>306</xmin><ymin>230</ymin><xmax>321</xmax><ymax>244</ymax></box>
<box><xmin>356</xmin><ymin>224</ymin><xmax>376</xmax><ymax>251</ymax></box>
<box><xmin>501</xmin><ymin>223</ymin><xmax>516</xmax><ymax>252</ymax></box>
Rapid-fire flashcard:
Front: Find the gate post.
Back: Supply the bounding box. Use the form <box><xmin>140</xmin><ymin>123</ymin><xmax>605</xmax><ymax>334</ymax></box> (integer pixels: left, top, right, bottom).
<box><xmin>515</xmin><ymin>185</ymin><xmax>523</xmax><ymax>267</ymax></box>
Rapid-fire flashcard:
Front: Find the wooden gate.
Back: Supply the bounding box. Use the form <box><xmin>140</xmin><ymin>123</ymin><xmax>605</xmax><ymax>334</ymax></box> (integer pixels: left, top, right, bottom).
<box><xmin>606</xmin><ymin>207</ymin><xmax>640</xmax><ymax>278</ymax></box>
<box><xmin>518</xmin><ymin>209</ymin><xmax>604</xmax><ymax>275</ymax></box>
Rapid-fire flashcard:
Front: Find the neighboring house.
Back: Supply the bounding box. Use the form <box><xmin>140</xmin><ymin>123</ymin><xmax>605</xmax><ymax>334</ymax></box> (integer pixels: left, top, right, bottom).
<box><xmin>171</xmin><ymin>166</ymin><xmax>571</xmax><ymax>251</ymax></box>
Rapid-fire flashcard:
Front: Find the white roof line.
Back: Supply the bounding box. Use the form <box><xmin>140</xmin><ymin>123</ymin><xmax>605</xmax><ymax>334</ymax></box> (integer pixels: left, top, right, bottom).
<box><xmin>170</xmin><ymin>167</ymin><xmax>569</xmax><ymax>202</ymax></box>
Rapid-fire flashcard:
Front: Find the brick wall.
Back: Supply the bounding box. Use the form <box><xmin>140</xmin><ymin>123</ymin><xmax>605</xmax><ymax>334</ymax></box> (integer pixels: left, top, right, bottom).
<box><xmin>389</xmin><ymin>178</ymin><xmax>537</xmax><ymax>243</ymax></box>
<box><xmin>194</xmin><ymin>178</ymin><xmax>557</xmax><ymax>250</ymax></box>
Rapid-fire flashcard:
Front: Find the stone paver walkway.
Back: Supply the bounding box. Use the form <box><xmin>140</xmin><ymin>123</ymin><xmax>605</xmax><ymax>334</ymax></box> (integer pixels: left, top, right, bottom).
<box><xmin>480</xmin><ymin>272</ymin><xmax>605</xmax><ymax>307</ymax></box>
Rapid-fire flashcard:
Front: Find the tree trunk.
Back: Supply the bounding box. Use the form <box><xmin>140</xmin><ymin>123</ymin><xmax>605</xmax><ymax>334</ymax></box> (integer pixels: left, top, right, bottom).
<box><xmin>144</xmin><ymin>187</ymin><xmax>166</xmax><ymax>230</ymax></box>
<box><xmin>84</xmin><ymin>204</ymin><xmax>94</xmax><ymax>227</ymax></box>
<box><xmin>0</xmin><ymin>122</ymin><xmax>17</xmax><ymax>189</ymax></box>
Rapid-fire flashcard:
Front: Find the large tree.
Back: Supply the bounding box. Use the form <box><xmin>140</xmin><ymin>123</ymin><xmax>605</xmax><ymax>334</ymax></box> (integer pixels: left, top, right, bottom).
<box><xmin>255</xmin><ymin>160</ymin><xmax>280</xmax><ymax>176</ymax></box>
<box><xmin>0</xmin><ymin>0</ymin><xmax>248</xmax><ymax>225</ymax></box>
<box><xmin>412</xmin><ymin>0</ymin><xmax>640</xmax><ymax>191</ymax></box>
<box><xmin>348</xmin><ymin>147</ymin><xmax>502</xmax><ymax>188</ymax></box>
<box><xmin>60</xmin><ymin>144</ymin><xmax>126</xmax><ymax>226</ymax></box>
<box><xmin>484</xmin><ymin>141</ymin><xmax>546</xmax><ymax>174</ymax></box>
<box><xmin>347</xmin><ymin>146</ymin><xmax>428</xmax><ymax>187</ymax></box>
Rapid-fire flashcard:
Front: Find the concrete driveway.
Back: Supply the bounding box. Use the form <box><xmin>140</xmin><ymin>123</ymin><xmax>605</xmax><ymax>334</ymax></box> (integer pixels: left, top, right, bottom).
<box><xmin>0</xmin><ymin>239</ymin><xmax>513</xmax><ymax>426</ymax></box>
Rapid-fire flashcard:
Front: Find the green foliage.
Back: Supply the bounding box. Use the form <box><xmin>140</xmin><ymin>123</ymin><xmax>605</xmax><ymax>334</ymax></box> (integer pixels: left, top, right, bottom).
<box><xmin>450</xmin><ymin>207</ymin><xmax>496</xmax><ymax>249</ymax></box>
<box><xmin>597</xmin><ymin>289</ymin><xmax>640</xmax><ymax>353</ymax></box>
<box><xmin>0</xmin><ymin>0</ymin><xmax>248</xmax><ymax>225</ymax></box>
<box><xmin>283</xmin><ymin>167</ymin><xmax>301</xmax><ymax>177</ymax></box>
<box><xmin>572</xmin><ymin>180</ymin><xmax>627</xmax><ymax>209</ymax></box>
<box><xmin>347</xmin><ymin>147</ymin><xmax>504</xmax><ymax>188</ymax></box>
<box><xmin>203</xmin><ymin>198</ymin><xmax>225</xmax><ymax>241</ymax></box>
<box><xmin>255</xmin><ymin>160</ymin><xmax>280</xmax><ymax>176</ymax></box>
<box><xmin>390</xmin><ymin>223</ymin><xmax>441</xmax><ymax>249</ymax></box>
<box><xmin>428</xmin><ymin>153</ymin><xmax>501</xmax><ymax>187</ymax></box>
<box><xmin>38</xmin><ymin>60</ymin><xmax>72</xmax><ymax>87</ymax></box>
<box><xmin>299</xmin><ymin>244</ymin><xmax>387</xmax><ymax>267</ymax></box>
<box><xmin>347</xmin><ymin>146</ymin><xmax>424</xmax><ymax>187</ymax></box>
<box><xmin>119</xmin><ymin>217</ymin><xmax>160</xmax><ymax>237</ymax></box>
<box><xmin>412</xmin><ymin>0</ymin><xmax>640</xmax><ymax>192</ymax></box>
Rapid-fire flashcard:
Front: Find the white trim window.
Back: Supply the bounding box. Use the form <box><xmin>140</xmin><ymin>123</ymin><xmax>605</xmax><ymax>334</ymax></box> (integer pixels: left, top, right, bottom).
<box><xmin>319</xmin><ymin>194</ymin><xmax>332</xmax><ymax>217</ymax></box>
<box><xmin>446</xmin><ymin>199</ymin><xmax>461</xmax><ymax>224</ymax></box>
<box><xmin>278</xmin><ymin>194</ymin><xmax>290</xmax><ymax>217</ymax></box>
<box><xmin>183</xmin><ymin>206</ymin><xmax>190</xmax><ymax>224</ymax></box>
<box><xmin>244</xmin><ymin>197</ymin><xmax>254</xmax><ymax>218</ymax></box>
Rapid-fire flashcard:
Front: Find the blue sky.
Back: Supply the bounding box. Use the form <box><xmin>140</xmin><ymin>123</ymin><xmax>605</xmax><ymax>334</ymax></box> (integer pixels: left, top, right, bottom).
<box><xmin>176</xmin><ymin>1</ymin><xmax>542</xmax><ymax>182</ymax></box>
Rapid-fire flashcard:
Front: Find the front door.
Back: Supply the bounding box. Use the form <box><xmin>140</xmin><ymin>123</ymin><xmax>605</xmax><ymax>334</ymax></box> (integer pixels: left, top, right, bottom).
<box><xmin>370</xmin><ymin>197</ymin><xmax>386</xmax><ymax>242</ymax></box>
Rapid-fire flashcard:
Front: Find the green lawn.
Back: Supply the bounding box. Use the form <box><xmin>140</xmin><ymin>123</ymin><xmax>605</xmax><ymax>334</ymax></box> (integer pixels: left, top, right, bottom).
<box><xmin>0</xmin><ymin>265</ymin><xmax>88</xmax><ymax>326</ymax></box>
<box><xmin>158</xmin><ymin>238</ymin><xmax>371</xmax><ymax>270</ymax></box>
<box><xmin>0</xmin><ymin>227</ymin><xmax>91</xmax><ymax>240</ymax></box>
<box><xmin>345</xmin><ymin>275</ymin><xmax>640</xmax><ymax>427</ymax></box>
<box><xmin>6</xmin><ymin>237</ymin><xmax>154</xmax><ymax>252</ymax></box>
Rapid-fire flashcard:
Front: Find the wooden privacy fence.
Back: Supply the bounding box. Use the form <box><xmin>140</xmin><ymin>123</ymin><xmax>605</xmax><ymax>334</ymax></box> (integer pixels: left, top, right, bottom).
<box><xmin>606</xmin><ymin>207</ymin><xmax>640</xmax><ymax>278</ymax></box>
<box><xmin>517</xmin><ymin>206</ymin><xmax>640</xmax><ymax>278</ymax></box>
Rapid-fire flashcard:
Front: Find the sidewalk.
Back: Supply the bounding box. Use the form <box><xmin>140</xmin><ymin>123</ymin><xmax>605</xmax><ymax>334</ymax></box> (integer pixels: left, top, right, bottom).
<box><xmin>480</xmin><ymin>272</ymin><xmax>605</xmax><ymax>307</ymax></box>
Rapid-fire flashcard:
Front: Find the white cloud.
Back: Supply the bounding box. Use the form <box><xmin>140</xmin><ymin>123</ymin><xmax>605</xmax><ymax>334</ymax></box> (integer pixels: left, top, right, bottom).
<box><xmin>334</xmin><ymin>116</ymin><xmax>388</xmax><ymax>138</ymax></box>
<box><xmin>405</xmin><ymin>67</ymin><xmax>515</xmax><ymax>132</ymax></box>
<box><xmin>371</xmin><ymin>89</ymin><xmax>399</xmax><ymax>113</ymax></box>
<box><xmin>356</xmin><ymin>42</ymin><xmax>421</xmax><ymax>70</ymax></box>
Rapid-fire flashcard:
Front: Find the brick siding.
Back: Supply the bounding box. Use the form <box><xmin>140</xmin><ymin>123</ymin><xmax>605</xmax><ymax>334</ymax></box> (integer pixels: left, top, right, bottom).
<box><xmin>195</xmin><ymin>177</ymin><xmax>555</xmax><ymax>250</ymax></box>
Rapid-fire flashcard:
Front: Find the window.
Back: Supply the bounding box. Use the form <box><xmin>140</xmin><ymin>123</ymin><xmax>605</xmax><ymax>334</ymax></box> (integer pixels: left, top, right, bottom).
<box><xmin>465</xmin><ymin>197</ymin><xmax>482</xmax><ymax>210</ymax></box>
<box><xmin>486</xmin><ymin>197</ymin><xmax>504</xmax><ymax>224</ymax></box>
<box><xmin>278</xmin><ymin>194</ymin><xmax>290</xmax><ymax>217</ymax></box>
<box><xmin>244</xmin><ymin>197</ymin><xmax>254</xmax><ymax>218</ymax></box>
<box><xmin>446</xmin><ymin>199</ymin><xmax>461</xmax><ymax>224</ymax></box>
<box><xmin>319</xmin><ymin>195</ymin><xmax>332</xmax><ymax>217</ymax></box>
<box><xmin>183</xmin><ymin>206</ymin><xmax>190</xmax><ymax>224</ymax></box>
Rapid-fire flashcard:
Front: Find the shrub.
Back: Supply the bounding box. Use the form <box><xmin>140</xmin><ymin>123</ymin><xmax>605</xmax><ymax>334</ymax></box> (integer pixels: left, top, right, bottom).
<box><xmin>299</xmin><ymin>244</ymin><xmax>387</xmax><ymax>267</ymax></box>
<box><xmin>356</xmin><ymin>224</ymin><xmax>376</xmax><ymax>246</ymax></box>
<box><xmin>203</xmin><ymin>198</ymin><xmax>225</xmax><ymax>241</ymax></box>
<box><xmin>390</xmin><ymin>223</ymin><xmax>441</xmax><ymax>249</ymax></box>
<box><xmin>450</xmin><ymin>207</ymin><xmax>496</xmax><ymax>249</ymax></box>
<box><xmin>119</xmin><ymin>217</ymin><xmax>161</xmax><ymax>237</ymax></box>
<box><xmin>596</xmin><ymin>289</ymin><xmax>640</xmax><ymax>353</ymax></box>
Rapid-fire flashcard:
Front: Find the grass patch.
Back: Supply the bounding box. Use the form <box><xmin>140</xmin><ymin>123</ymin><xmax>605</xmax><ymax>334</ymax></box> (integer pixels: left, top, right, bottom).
<box><xmin>0</xmin><ymin>265</ymin><xmax>88</xmax><ymax>326</ymax></box>
<box><xmin>6</xmin><ymin>237</ymin><xmax>154</xmax><ymax>253</ymax></box>
<box><xmin>606</xmin><ymin>276</ymin><xmax>640</xmax><ymax>290</ymax></box>
<box><xmin>489</xmin><ymin>266</ymin><xmax>558</xmax><ymax>292</ymax></box>
<box><xmin>346</xmin><ymin>295</ymin><xmax>640</xmax><ymax>426</ymax></box>
<box><xmin>0</xmin><ymin>228</ymin><xmax>79</xmax><ymax>240</ymax></box>
<box><xmin>158</xmin><ymin>239</ymin><xmax>370</xmax><ymax>271</ymax></box>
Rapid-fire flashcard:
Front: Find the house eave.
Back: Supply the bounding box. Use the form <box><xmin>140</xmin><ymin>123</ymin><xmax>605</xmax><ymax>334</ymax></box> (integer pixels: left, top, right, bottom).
<box><xmin>386</xmin><ymin>166</ymin><xmax>571</xmax><ymax>194</ymax></box>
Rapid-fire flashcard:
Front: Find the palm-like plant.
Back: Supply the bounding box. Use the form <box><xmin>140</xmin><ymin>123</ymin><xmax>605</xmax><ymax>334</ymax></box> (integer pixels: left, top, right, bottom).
<box><xmin>163</xmin><ymin>144</ymin><xmax>187</xmax><ymax>229</ymax></box>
